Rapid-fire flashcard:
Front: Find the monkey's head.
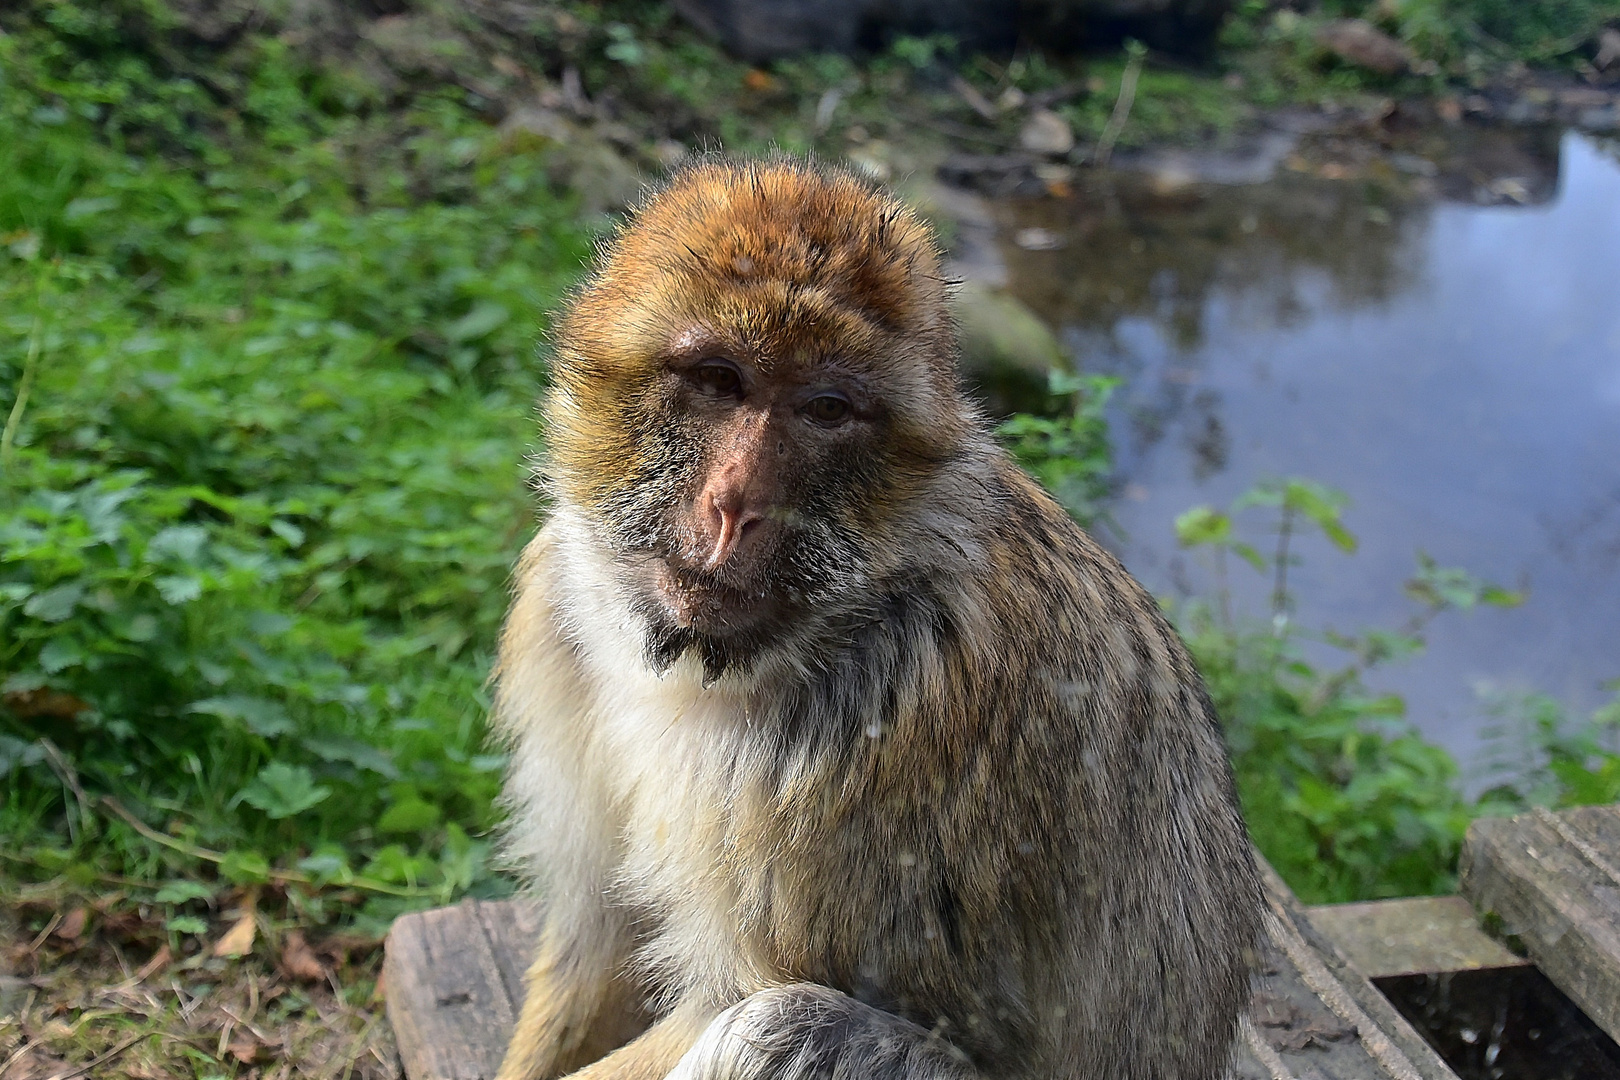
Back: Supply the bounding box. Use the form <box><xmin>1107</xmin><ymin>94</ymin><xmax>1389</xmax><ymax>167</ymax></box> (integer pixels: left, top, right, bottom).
<box><xmin>545</xmin><ymin>159</ymin><xmax>977</xmax><ymax>681</ymax></box>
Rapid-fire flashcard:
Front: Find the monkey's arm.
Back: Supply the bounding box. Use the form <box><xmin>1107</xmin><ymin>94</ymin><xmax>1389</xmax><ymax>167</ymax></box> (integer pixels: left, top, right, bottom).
<box><xmin>495</xmin><ymin>530</ymin><xmax>649</xmax><ymax>1080</ymax></box>
<box><xmin>665</xmin><ymin>985</ymin><xmax>976</xmax><ymax>1080</ymax></box>
<box><xmin>498</xmin><ymin>913</ymin><xmax>647</xmax><ymax>1080</ymax></box>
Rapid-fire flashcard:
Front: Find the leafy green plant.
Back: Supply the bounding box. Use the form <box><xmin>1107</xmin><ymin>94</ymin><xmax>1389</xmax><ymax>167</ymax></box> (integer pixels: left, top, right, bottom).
<box><xmin>1476</xmin><ymin>682</ymin><xmax>1620</xmax><ymax>810</ymax></box>
<box><xmin>996</xmin><ymin>371</ymin><xmax>1118</xmax><ymax>527</ymax></box>
<box><xmin>1176</xmin><ymin>479</ymin><xmax>1522</xmax><ymax>901</ymax></box>
<box><xmin>0</xmin><ymin>7</ymin><xmax>592</xmax><ymax>926</ymax></box>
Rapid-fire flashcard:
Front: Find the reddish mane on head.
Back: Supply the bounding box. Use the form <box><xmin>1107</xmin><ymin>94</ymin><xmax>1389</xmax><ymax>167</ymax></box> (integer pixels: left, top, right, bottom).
<box><xmin>544</xmin><ymin>159</ymin><xmax>968</xmax><ymax>515</ymax></box>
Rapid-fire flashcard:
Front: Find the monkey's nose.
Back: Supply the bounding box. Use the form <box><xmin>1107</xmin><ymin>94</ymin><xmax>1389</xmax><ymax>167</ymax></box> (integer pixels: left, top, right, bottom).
<box><xmin>704</xmin><ymin>494</ymin><xmax>766</xmax><ymax>569</ymax></box>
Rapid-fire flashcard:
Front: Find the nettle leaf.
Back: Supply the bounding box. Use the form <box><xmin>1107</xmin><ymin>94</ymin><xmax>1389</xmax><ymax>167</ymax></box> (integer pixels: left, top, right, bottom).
<box><xmin>1175</xmin><ymin>506</ymin><xmax>1230</xmax><ymax>547</ymax></box>
<box><xmin>363</xmin><ymin>843</ymin><xmax>428</xmax><ymax>886</ymax></box>
<box><xmin>114</xmin><ymin>612</ymin><xmax>160</xmax><ymax>642</ymax></box>
<box><xmin>76</xmin><ymin>483</ymin><xmax>141</xmax><ymax>542</ymax></box>
<box><xmin>146</xmin><ymin>524</ymin><xmax>210</xmax><ymax>564</ymax></box>
<box><xmin>166</xmin><ymin>915</ymin><xmax>210</xmax><ymax>935</ymax></box>
<box><xmin>377</xmin><ymin>797</ymin><xmax>441</xmax><ymax>835</ymax></box>
<box><xmin>268</xmin><ymin>519</ymin><xmax>305</xmax><ymax>548</ymax></box>
<box><xmin>188</xmin><ymin>696</ymin><xmax>295</xmax><ymax>738</ymax></box>
<box><xmin>0</xmin><ymin>735</ymin><xmax>47</xmax><ymax>778</ymax></box>
<box><xmin>155</xmin><ymin>575</ymin><xmax>204</xmax><ymax>605</ymax></box>
<box><xmin>154</xmin><ymin>880</ymin><xmax>216</xmax><ymax>905</ymax></box>
<box><xmin>218</xmin><ymin>849</ymin><xmax>271</xmax><ymax>885</ymax></box>
<box><xmin>298</xmin><ymin>848</ymin><xmax>352</xmax><ymax>884</ymax></box>
<box><xmin>302</xmin><ymin>735</ymin><xmax>399</xmax><ymax>778</ymax></box>
<box><xmin>236</xmin><ymin>762</ymin><xmax>330</xmax><ymax>820</ymax></box>
<box><xmin>23</xmin><ymin>583</ymin><xmax>84</xmax><ymax>622</ymax></box>
<box><xmin>38</xmin><ymin>639</ymin><xmax>86</xmax><ymax>674</ymax></box>
<box><xmin>444</xmin><ymin>301</ymin><xmax>510</xmax><ymax>342</ymax></box>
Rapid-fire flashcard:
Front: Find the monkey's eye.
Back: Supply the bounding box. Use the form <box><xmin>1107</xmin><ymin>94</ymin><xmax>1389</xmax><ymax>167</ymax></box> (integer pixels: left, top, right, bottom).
<box><xmin>690</xmin><ymin>362</ymin><xmax>742</xmax><ymax>398</ymax></box>
<box><xmin>805</xmin><ymin>393</ymin><xmax>852</xmax><ymax>426</ymax></box>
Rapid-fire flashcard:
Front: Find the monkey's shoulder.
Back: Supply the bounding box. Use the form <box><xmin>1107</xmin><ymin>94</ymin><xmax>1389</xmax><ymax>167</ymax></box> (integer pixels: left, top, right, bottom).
<box><xmin>933</xmin><ymin>457</ymin><xmax>1188</xmax><ymax>673</ymax></box>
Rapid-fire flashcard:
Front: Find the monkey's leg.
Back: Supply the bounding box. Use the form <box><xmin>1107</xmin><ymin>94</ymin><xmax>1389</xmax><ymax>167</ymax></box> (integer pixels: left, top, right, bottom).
<box><xmin>498</xmin><ymin>919</ymin><xmax>650</xmax><ymax>1080</ymax></box>
<box><xmin>667</xmin><ymin>984</ymin><xmax>977</xmax><ymax>1080</ymax></box>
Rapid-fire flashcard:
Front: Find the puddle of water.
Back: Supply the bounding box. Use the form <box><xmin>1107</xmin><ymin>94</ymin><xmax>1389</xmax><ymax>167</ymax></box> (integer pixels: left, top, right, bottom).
<box><xmin>1376</xmin><ymin>966</ymin><xmax>1620</xmax><ymax>1080</ymax></box>
<box><xmin>992</xmin><ymin>128</ymin><xmax>1620</xmax><ymax>766</ymax></box>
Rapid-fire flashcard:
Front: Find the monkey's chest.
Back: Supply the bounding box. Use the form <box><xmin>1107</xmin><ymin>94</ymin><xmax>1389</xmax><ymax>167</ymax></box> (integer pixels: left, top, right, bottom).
<box><xmin>617</xmin><ymin>770</ymin><xmax>986</xmax><ymax>1006</ymax></box>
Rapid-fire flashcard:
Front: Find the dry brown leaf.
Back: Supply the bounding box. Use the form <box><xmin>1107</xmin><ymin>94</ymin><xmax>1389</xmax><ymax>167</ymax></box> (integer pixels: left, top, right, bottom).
<box><xmin>278</xmin><ymin>930</ymin><xmax>327</xmax><ymax>983</ymax></box>
<box><xmin>54</xmin><ymin>907</ymin><xmax>88</xmax><ymax>942</ymax></box>
<box><xmin>1</xmin><ymin>686</ymin><xmax>90</xmax><ymax>719</ymax></box>
<box><xmin>213</xmin><ymin>913</ymin><xmax>257</xmax><ymax>959</ymax></box>
<box><xmin>227</xmin><ymin>1032</ymin><xmax>266</xmax><ymax>1064</ymax></box>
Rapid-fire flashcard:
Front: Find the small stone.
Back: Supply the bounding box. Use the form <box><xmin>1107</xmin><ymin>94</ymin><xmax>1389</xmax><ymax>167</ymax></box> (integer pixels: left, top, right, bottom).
<box><xmin>1579</xmin><ymin>106</ymin><xmax>1620</xmax><ymax>133</ymax></box>
<box><xmin>1596</xmin><ymin>28</ymin><xmax>1620</xmax><ymax>70</ymax></box>
<box><xmin>652</xmin><ymin>139</ymin><xmax>687</xmax><ymax>167</ymax></box>
<box><xmin>1014</xmin><ymin>227</ymin><xmax>1065</xmax><ymax>251</ymax></box>
<box><xmin>846</xmin><ymin>147</ymin><xmax>890</xmax><ymax>183</ymax></box>
<box><xmin>1019</xmin><ymin>109</ymin><xmax>1074</xmax><ymax>157</ymax></box>
<box><xmin>953</xmin><ymin>281</ymin><xmax>1066</xmax><ymax>384</ymax></box>
<box><xmin>1315</xmin><ymin>19</ymin><xmax>1412</xmax><ymax>76</ymax></box>
<box><xmin>0</xmin><ymin>975</ymin><xmax>32</xmax><ymax>1018</ymax></box>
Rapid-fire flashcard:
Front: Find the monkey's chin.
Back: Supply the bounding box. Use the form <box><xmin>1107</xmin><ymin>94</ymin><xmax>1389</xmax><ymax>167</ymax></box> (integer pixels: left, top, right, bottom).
<box><xmin>637</xmin><ymin>561</ymin><xmax>781</xmax><ymax>685</ymax></box>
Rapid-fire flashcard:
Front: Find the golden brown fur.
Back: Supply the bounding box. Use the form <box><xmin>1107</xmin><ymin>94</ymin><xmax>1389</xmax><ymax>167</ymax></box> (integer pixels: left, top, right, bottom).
<box><xmin>492</xmin><ymin>159</ymin><xmax>1261</xmax><ymax>1080</ymax></box>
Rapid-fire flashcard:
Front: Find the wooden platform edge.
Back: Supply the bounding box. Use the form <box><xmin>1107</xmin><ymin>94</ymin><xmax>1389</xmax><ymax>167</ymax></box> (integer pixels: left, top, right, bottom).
<box><xmin>383</xmin><ymin>896</ymin><xmax>542</xmax><ymax>1080</ymax></box>
<box><xmin>1460</xmin><ymin>807</ymin><xmax>1620</xmax><ymax>1044</ymax></box>
<box><xmin>1256</xmin><ymin>859</ymin><xmax>1460</xmax><ymax>1080</ymax></box>
<box><xmin>1304</xmin><ymin>895</ymin><xmax>1527</xmax><ymax>979</ymax></box>
<box><xmin>383</xmin><ymin>859</ymin><xmax>1463</xmax><ymax>1080</ymax></box>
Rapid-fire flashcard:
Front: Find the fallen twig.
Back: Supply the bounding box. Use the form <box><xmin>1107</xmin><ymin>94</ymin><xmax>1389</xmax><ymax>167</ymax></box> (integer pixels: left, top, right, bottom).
<box><xmin>44</xmin><ymin>1031</ymin><xmax>144</xmax><ymax>1080</ymax></box>
<box><xmin>1095</xmin><ymin>42</ymin><xmax>1146</xmax><ymax>168</ymax></box>
<box><xmin>0</xmin><ymin>1039</ymin><xmax>36</xmax><ymax>1080</ymax></box>
<box><xmin>99</xmin><ymin>797</ymin><xmax>430</xmax><ymax>899</ymax></box>
<box><xmin>26</xmin><ymin>913</ymin><xmax>61</xmax><ymax>953</ymax></box>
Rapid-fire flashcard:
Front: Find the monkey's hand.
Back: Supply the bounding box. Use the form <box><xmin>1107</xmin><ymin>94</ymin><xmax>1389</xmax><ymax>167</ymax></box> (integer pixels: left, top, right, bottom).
<box><xmin>665</xmin><ymin>985</ymin><xmax>976</xmax><ymax>1080</ymax></box>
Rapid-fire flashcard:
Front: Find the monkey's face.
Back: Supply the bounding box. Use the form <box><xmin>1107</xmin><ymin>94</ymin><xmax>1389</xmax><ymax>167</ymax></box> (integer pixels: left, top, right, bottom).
<box><xmin>544</xmin><ymin>162</ymin><xmax>975</xmax><ymax>680</ymax></box>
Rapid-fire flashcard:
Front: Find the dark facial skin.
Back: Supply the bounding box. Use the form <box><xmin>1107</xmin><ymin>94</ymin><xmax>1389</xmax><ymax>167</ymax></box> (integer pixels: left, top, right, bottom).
<box><xmin>625</xmin><ymin>329</ymin><xmax>883</xmax><ymax>678</ymax></box>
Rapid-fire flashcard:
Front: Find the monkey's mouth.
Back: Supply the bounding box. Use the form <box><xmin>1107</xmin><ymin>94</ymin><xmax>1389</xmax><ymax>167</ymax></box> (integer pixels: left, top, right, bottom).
<box><xmin>625</xmin><ymin>558</ymin><xmax>792</xmax><ymax>684</ymax></box>
<box><xmin>643</xmin><ymin>558</ymin><xmax>782</xmax><ymax>635</ymax></box>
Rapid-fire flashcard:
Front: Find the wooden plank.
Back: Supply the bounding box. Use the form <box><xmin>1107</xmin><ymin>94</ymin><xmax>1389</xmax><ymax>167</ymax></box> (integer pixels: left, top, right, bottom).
<box><xmin>1305</xmin><ymin>895</ymin><xmax>1527</xmax><ymax>979</ymax></box>
<box><xmin>383</xmin><ymin>897</ymin><xmax>540</xmax><ymax>1080</ymax></box>
<box><xmin>385</xmin><ymin>861</ymin><xmax>1459</xmax><ymax>1080</ymax></box>
<box><xmin>1250</xmin><ymin>860</ymin><xmax>1461</xmax><ymax>1080</ymax></box>
<box><xmin>1460</xmin><ymin>804</ymin><xmax>1620</xmax><ymax>1044</ymax></box>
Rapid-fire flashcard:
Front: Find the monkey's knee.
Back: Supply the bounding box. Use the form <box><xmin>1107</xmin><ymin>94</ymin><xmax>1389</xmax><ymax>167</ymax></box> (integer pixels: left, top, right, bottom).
<box><xmin>667</xmin><ymin>984</ymin><xmax>972</xmax><ymax>1080</ymax></box>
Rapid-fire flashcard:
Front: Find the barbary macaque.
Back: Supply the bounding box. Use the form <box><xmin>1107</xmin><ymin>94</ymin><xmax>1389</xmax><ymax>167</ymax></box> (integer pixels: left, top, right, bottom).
<box><xmin>492</xmin><ymin>159</ymin><xmax>1261</xmax><ymax>1080</ymax></box>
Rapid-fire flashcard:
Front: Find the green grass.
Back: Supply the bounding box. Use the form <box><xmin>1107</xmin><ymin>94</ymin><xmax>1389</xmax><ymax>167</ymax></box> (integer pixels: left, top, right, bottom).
<box><xmin>0</xmin><ymin>6</ymin><xmax>593</xmax><ymax>926</ymax></box>
<box><xmin>5</xmin><ymin>0</ymin><xmax>1620</xmax><ymax>932</ymax></box>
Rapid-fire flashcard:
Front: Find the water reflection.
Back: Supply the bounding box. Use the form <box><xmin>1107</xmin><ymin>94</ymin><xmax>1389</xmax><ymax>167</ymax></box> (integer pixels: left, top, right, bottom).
<box><xmin>994</xmin><ymin>130</ymin><xmax>1620</xmax><ymax>766</ymax></box>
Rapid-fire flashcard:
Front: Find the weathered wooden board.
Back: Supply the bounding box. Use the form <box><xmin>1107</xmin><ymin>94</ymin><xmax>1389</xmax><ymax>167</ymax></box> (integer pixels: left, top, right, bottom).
<box><xmin>1460</xmin><ymin>803</ymin><xmax>1620</xmax><ymax>1044</ymax></box>
<box><xmin>384</xmin><ymin>858</ymin><xmax>1460</xmax><ymax>1080</ymax></box>
<box><xmin>1247</xmin><ymin>860</ymin><xmax>1459</xmax><ymax>1080</ymax></box>
<box><xmin>1305</xmin><ymin>895</ymin><xmax>1527</xmax><ymax>979</ymax></box>
<box><xmin>383</xmin><ymin>897</ymin><xmax>543</xmax><ymax>1080</ymax></box>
